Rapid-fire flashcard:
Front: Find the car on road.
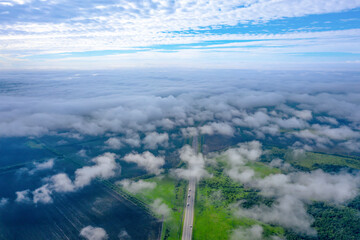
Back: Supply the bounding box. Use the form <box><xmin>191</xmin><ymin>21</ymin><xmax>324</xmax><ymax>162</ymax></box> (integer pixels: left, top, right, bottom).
<box><xmin>187</xmin><ymin>203</ymin><xmax>189</xmax><ymax>206</ymax></box>
<box><xmin>188</xmin><ymin>194</ymin><xmax>190</xmax><ymax>197</ymax></box>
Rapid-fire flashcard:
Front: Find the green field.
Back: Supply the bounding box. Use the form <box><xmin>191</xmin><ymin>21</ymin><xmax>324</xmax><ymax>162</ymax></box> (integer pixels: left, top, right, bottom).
<box><xmin>132</xmin><ymin>176</ymin><xmax>186</xmax><ymax>240</ymax></box>
<box><xmin>267</xmin><ymin>147</ymin><xmax>360</xmax><ymax>171</ymax></box>
<box><xmin>193</xmin><ymin>154</ymin><xmax>284</xmax><ymax>240</ymax></box>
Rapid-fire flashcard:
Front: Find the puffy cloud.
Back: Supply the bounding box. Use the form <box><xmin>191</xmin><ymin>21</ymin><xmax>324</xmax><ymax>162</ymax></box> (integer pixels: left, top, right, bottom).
<box><xmin>222</xmin><ymin>142</ymin><xmax>360</xmax><ymax>235</ymax></box>
<box><xmin>150</xmin><ymin>198</ymin><xmax>171</xmax><ymax>219</ymax></box>
<box><xmin>123</xmin><ymin>151</ymin><xmax>164</xmax><ymax>175</ymax></box>
<box><xmin>32</xmin><ymin>184</ymin><xmax>53</xmax><ymax>204</ymax></box>
<box><xmin>236</xmin><ymin>195</ymin><xmax>316</xmax><ymax>236</ymax></box>
<box><xmin>49</xmin><ymin>173</ymin><xmax>76</xmax><ymax>193</ymax></box>
<box><xmin>224</xmin><ymin>141</ymin><xmax>262</xmax><ymax>167</ymax></box>
<box><xmin>118</xmin><ymin>229</ymin><xmax>131</xmax><ymax>240</ymax></box>
<box><xmin>16</xmin><ymin>153</ymin><xmax>118</xmax><ymax>205</ymax></box>
<box><xmin>172</xmin><ymin>145</ymin><xmax>209</xmax><ymax>181</ymax></box>
<box><xmin>29</xmin><ymin>158</ymin><xmax>55</xmax><ymax>175</ymax></box>
<box><xmin>74</xmin><ymin>152</ymin><xmax>118</xmax><ymax>188</ymax></box>
<box><xmin>104</xmin><ymin>137</ymin><xmax>123</xmax><ymax>150</ymax></box>
<box><xmin>117</xmin><ymin>179</ymin><xmax>156</xmax><ymax>193</ymax></box>
<box><xmin>80</xmin><ymin>226</ymin><xmax>108</xmax><ymax>240</ymax></box>
<box><xmin>230</xmin><ymin>225</ymin><xmax>264</xmax><ymax>240</ymax></box>
<box><xmin>199</xmin><ymin>122</ymin><xmax>234</xmax><ymax>136</ymax></box>
<box><xmin>294</xmin><ymin>110</ymin><xmax>312</xmax><ymax>120</ymax></box>
<box><xmin>15</xmin><ymin>189</ymin><xmax>31</xmax><ymax>203</ymax></box>
<box><xmin>143</xmin><ymin>132</ymin><xmax>169</xmax><ymax>149</ymax></box>
<box><xmin>0</xmin><ymin>198</ymin><xmax>9</xmax><ymax>207</ymax></box>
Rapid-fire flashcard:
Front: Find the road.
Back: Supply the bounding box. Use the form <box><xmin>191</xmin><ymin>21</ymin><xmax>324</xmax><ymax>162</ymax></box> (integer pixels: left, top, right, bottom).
<box><xmin>182</xmin><ymin>177</ymin><xmax>196</xmax><ymax>240</ymax></box>
<box><xmin>181</xmin><ymin>136</ymin><xmax>198</xmax><ymax>240</ymax></box>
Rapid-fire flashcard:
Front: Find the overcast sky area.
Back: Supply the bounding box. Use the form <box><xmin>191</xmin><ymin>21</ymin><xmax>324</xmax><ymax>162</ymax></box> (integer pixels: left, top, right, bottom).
<box><xmin>0</xmin><ymin>0</ymin><xmax>360</xmax><ymax>70</ymax></box>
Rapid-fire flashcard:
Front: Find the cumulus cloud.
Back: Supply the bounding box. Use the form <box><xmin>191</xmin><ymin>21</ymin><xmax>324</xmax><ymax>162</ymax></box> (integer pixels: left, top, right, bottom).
<box><xmin>230</xmin><ymin>225</ymin><xmax>264</xmax><ymax>240</ymax></box>
<box><xmin>117</xmin><ymin>179</ymin><xmax>156</xmax><ymax>193</ymax></box>
<box><xmin>16</xmin><ymin>153</ymin><xmax>119</xmax><ymax>205</ymax></box>
<box><xmin>150</xmin><ymin>198</ymin><xmax>171</xmax><ymax>219</ymax></box>
<box><xmin>225</xmin><ymin>143</ymin><xmax>360</xmax><ymax>235</ymax></box>
<box><xmin>143</xmin><ymin>132</ymin><xmax>169</xmax><ymax>149</ymax></box>
<box><xmin>118</xmin><ymin>229</ymin><xmax>131</xmax><ymax>240</ymax></box>
<box><xmin>15</xmin><ymin>189</ymin><xmax>31</xmax><ymax>203</ymax></box>
<box><xmin>123</xmin><ymin>151</ymin><xmax>164</xmax><ymax>175</ymax></box>
<box><xmin>236</xmin><ymin>195</ymin><xmax>316</xmax><ymax>236</ymax></box>
<box><xmin>80</xmin><ymin>226</ymin><xmax>108</xmax><ymax>240</ymax></box>
<box><xmin>49</xmin><ymin>173</ymin><xmax>76</xmax><ymax>193</ymax></box>
<box><xmin>199</xmin><ymin>122</ymin><xmax>234</xmax><ymax>136</ymax></box>
<box><xmin>172</xmin><ymin>145</ymin><xmax>209</xmax><ymax>181</ymax></box>
<box><xmin>29</xmin><ymin>158</ymin><xmax>55</xmax><ymax>175</ymax></box>
<box><xmin>74</xmin><ymin>152</ymin><xmax>118</xmax><ymax>188</ymax></box>
<box><xmin>104</xmin><ymin>137</ymin><xmax>123</xmax><ymax>150</ymax></box>
<box><xmin>0</xmin><ymin>198</ymin><xmax>9</xmax><ymax>207</ymax></box>
<box><xmin>32</xmin><ymin>184</ymin><xmax>53</xmax><ymax>204</ymax></box>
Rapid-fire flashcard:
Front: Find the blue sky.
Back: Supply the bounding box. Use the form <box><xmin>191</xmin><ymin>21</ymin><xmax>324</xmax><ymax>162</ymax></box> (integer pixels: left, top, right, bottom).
<box><xmin>0</xmin><ymin>0</ymin><xmax>360</xmax><ymax>70</ymax></box>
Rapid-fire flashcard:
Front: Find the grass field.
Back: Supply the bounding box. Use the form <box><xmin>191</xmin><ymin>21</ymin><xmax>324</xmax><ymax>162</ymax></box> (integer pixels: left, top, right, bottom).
<box><xmin>268</xmin><ymin>147</ymin><xmax>360</xmax><ymax>171</ymax></box>
<box><xmin>133</xmin><ymin>175</ymin><xmax>186</xmax><ymax>240</ymax></box>
<box><xmin>193</xmin><ymin>153</ymin><xmax>284</xmax><ymax>240</ymax></box>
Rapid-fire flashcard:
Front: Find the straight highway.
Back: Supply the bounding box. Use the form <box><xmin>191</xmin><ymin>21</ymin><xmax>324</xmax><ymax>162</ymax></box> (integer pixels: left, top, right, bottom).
<box><xmin>181</xmin><ymin>136</ymin><xmax>198</xmax><ymax>240</ymax></box>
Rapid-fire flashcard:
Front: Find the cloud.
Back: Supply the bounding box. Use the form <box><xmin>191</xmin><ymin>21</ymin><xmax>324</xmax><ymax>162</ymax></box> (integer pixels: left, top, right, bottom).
<box><xmin>74</xmin><ymin>152</ymin><xmax>118</xmax><ymax>188</ymax></box>
<box><xmin>49</xmin><ymin>173</ymin><xmax>76</xmax><ymax>193</ymax></box>
<box><xmin>230</xmin><ymin>225</ymin><xmax>264</xmax><ymax>240</ymax></box>
<box><xmin>117</xmin><ymin>179</ymin><xmax>156</xmax><ymax>193</ymax></box>
<box><xmin>143</xmin><ymin>132</ymin><xmax>169</xmax><ymax>149</ymax></box>
<box><xmin>224</xmin><ymin>142</ymin><xmax>360</xmax><ymax>235</ymax></box>
<box><xmin>235</xmin><ymin>195</ymin><xmax>316</xmax><ymax>236</ymax></box>
<box><xmin>15</xmin><ymin>189</ymin><xmax>31</xmax><ymax>203</ymax></box>
<box><xmin>16</xmin><ymin>153</ymin><xmax>119</xmax><ymax>205</ymax></box>
<box><xmin>123</xmin><ymin>151</ymin><xmax>165</xmax><ymax>175</ymax></box>
<box><xmin>29</xmin><ymin>158</ymin><xmax>55</xmax><ymax>175</ymax></box>
<box><xmin>0</xmin><ymin>198</ymin><xmax>9</xmax><ymax>207</ymax></box>
<box><xmin>80</xmin><ymin>226</ymin><xmax>108</xmax><ymax>240</ymax></box>
<box><xmin>150</xmin><ymin>198</ymin><xmax>171</xmax><ymax>219</ymax></box>
<box><xmin>199</xmin><ymin>122</ymin><xmax>234</xmax><ymax>136</ymax></box>
<box><xmin>32</xmin><ymin>184</ymin><xmax>53</xmax><ymax>204</ymax></box>
<box><xmin>118</xmin><ymin>229</ymin><xmax>131</xmax><ymax>240</ymax></box>
<box><xmin>172</xmin><ymin>145</ymin><xmax>209</xmax><ymax>181</ymax></box>
<box><xmin>104</xmin><ymin>137</ymin><xmax>123</xmax><ymax>149</ymax></box>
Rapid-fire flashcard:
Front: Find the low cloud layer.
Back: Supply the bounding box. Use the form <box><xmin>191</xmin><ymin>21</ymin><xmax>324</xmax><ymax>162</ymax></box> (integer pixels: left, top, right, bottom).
<box><xmin>16</xmin><ymin>153</ymin><xmax>118</xmax><ymax>204</ymax></box>
<box><xmin>117</xmin><ymin>179</ymin><xmax>156</xmax><ymax>194</ymax></box>
<box><xmin>80</xmin><ymin>226</ymin><xmax>108</xmax><ymax>240</ymax></box>
<box><xmin>224</xmin><ymin>142</ymin><xmax>360</xmax><ymax>235</ymax></box>
<box><xmin>172</xmin><ymin>145</ymin><xmax>209</xmax><ymax>181</ymax></box>
<box><xmin>150</xmin><ymin>198</ymin><xmax>171</xmax><ymax>219</ymax></box>
<box><xmin>123</xmin><ymin>151</ymin><xmax>165</xmax><ymax>175</ymax></box>
<box><xmin>230</xmin><ymin>225</ymin><xmax>264</xmax><ymax>240</ymax></box>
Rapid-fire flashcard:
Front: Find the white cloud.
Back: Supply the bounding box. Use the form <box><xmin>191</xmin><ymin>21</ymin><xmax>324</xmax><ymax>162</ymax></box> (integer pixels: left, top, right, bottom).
<box><xmin>74</xmin><ymin>152</ymin><xmax>118</xmax><ymax>188</ymax></box>
<box><xmin>117</xmin><ymin>179</ymin><xmax>156</xmax><ymax>193</ymax></box>
<box><xmin>172</xmin><ymin>145</ymin><xmax>209</xmax><ymax>181</ymax></box>
<box><xmin>231</xmin><ymin>225</ymin><xmax>264</xmax><ymax>240</ymax></box>
<box><xmin>104</xmin><ymin>137</ymin><xmax>123</xmax><ymax>149</ymax></box>
<box><xmin>123</xmin><ymin>151</ymin><xmax>165</xmax><ymax>175</ymax></box>
<box><xmin>29</xmin><ymin>158</ymin><xmax>55</xmax><ymax>175</ymax></box>
<box><xmin>143</xmin><ymin>132</ymin><xmax>169</xmax><ymax>149</ymax></box>
<box><xmin>150</xmin><ymin>198</ymin><xmax>171</xmax><ymax>219</ymax></box>
<box><xmin>0</xmin><ymin>198</ymin><xmax>9</xmax><ymax>207</ymax></box>
<box><xmin>199</xmin><ymin>122</ymin><xmax>234</xmax><ymax>136</ymax></box>
<box><xmin>15</xmin><ymin>189</ymin><xmax>31</xmax><ymax>203</ymax></box>
<box><xmin>32</xmin><ymin>184</ymin><xmax>53</xmax><ymax>204</ymax></box>
<box><xmin>80</xmin><ymin>226</ymin><xmax>108</xmax><ymax>240</ymax></box>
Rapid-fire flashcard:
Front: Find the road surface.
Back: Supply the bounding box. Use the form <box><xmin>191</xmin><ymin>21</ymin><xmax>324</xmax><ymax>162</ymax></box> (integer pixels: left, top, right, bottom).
<box><xmin>182</xmin><ymin>178</ymin><xmax>196</xmax><ymax>240</ymax></box>
<box><xmin>181</xmin><ymin>136</ymin><xmax>198</xmax><ymax>240</ymax></box>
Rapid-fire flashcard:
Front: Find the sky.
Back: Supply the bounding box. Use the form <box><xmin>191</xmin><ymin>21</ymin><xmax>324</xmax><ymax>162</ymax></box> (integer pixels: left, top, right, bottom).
<box><xmin>1</xmin><ymin>0</ymin><xmax>360</xmax><ymax>70</ymax></box>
